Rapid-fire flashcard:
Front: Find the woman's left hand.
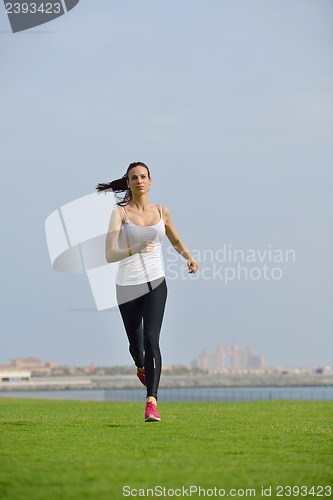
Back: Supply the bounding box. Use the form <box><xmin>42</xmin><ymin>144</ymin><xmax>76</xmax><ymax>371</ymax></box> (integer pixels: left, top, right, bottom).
<box><xmin>187</xmin><ymin>258</ymin><xmax>199</xmax><ymax>274</ymax></box>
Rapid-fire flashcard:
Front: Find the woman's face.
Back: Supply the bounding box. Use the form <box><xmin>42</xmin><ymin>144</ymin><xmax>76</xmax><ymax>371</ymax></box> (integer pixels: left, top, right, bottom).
<box><xmin>127</xmin><ymin>165</ymin><xmax>151</xmax><ymax>195</ymax></box>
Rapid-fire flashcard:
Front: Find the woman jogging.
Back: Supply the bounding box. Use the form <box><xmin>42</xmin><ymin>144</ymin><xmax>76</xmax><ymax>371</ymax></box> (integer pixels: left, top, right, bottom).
<box><xmin>96</xmin><ymin>162</ymin><xmax>198</xmax><ymax>422</ymax></box>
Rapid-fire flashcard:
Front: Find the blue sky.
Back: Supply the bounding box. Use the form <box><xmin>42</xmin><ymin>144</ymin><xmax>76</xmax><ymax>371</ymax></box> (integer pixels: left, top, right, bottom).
<box><xmin>1</xmin><ymin>0</ymin><xmax>332</xmax><ymax>368</ymax></box>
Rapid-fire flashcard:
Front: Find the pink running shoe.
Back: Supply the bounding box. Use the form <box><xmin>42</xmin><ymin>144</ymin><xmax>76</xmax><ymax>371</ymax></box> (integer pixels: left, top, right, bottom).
<box><xmin>136</xmin><ymin>368</ymin><xmax>146</xmax><ymax>387</ymax></box>
<box><xmin>144</xmin><ymin>402</ymin><xmax>161</xmax><ymax>422</ymax></box>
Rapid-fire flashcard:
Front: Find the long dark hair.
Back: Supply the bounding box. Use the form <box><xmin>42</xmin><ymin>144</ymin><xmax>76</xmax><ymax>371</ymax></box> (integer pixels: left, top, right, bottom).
<box><xmin>96</xmin><ymin>162</ymin><xmax>151</xmax><ymax>206</ymax></box>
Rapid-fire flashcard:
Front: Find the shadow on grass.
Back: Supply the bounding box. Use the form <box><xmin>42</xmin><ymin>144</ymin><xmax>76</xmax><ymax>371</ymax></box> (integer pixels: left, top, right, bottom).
<box><xmin>2</xmin><ymin>421</ymin><xmax>32</xmax><ymax>426</ymax></box>
<box><xmin>104</xmin><ymin>423</ymin><xmax>133</xmax><ymax>428</ymax></box>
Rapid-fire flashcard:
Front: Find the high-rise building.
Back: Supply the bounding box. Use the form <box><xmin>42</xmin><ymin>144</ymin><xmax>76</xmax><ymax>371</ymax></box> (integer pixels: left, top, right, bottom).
<box><xmin>192</xmin><ymin>343</ymin><xmax>265</xmax><ymax>372</ymax></box>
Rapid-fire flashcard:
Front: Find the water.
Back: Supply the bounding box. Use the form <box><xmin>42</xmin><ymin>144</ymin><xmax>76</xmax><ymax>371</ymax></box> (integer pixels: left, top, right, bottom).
<box><xmin>105</xmin><ymin>386</ymin><xmax>333</xmax><ymax>402</ymax></box>
<box><xmin>0</xmin><ymin>386</ymin><xmax>332</xmax><ymax>402</ymax></box>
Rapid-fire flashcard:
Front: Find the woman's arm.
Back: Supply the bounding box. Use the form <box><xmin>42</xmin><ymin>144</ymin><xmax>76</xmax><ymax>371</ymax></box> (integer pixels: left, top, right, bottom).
<box><xmin>105</xmin><ymin>208</ymin><xmax>154</xmax><ymax>263</ymax></box>
<box><xmin>163</xmin><ymin>206</ymin><xmax>199</xmax><ymax>274</ymax></box>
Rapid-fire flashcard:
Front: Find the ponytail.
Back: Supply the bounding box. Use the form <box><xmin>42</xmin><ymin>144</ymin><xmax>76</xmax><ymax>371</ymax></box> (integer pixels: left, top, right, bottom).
<box><xmin>96</xmin><ymin>162</ymin><xmax>150</xmax><ymax>206</ymax></box>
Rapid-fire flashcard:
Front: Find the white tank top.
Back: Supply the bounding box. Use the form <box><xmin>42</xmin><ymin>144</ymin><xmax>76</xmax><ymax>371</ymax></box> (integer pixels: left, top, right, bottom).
<box><xmin>116</xmin><ymin>205</ymin><xmax>165</xmax><ymax>286</ymax></box>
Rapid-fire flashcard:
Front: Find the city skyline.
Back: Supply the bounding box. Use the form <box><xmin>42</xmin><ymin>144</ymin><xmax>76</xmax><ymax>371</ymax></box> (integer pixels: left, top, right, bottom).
<box><xmin>192</xmin><ymin>343</ymin><xmax>266</xmax><ymax>372</ymax></box>
<box><xmin>1</xmin><ymin>345</ymin><xmax>331</xmax><ymax>374</ymax></box>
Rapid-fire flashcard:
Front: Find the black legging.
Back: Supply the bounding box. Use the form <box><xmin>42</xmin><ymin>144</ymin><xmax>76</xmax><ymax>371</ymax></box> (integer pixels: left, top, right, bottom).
<box><xmin>116</xmin><ymin>277</ymin><xmax>167</xmax><ymax>399</ymax></box>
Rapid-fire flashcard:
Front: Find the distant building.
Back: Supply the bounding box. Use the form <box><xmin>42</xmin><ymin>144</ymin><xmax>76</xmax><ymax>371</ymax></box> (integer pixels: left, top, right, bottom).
<box><xmin>192</xmin><ymin>344</ymin><xmax>265</xmax><ymax>373</ymax></box>
<box><xmin>1</xmin><ymin>358</ymin><xmax>57</xmax><ymax>376</ymax></box>
<box><xmin>0</xmin><ymin>370</ymin><xmax>31</xmax><ymax>382</ymax></box>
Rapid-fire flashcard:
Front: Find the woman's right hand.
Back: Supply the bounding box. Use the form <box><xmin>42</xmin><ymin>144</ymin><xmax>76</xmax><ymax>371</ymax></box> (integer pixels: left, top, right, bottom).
<box><xmin>135</xmin><ymin>240</ymin><xmax>155</xmax><ymax>253</ymax></box>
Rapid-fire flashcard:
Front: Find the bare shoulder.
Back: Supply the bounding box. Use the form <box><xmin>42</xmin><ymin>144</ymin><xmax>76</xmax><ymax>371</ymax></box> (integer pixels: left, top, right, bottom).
<box><xmin>112</xmin><ymin>206</ymin><xmax>126</xmax><ymax>224</ymax></box>
<box><xmin>161</xmin><ymin>205</ymin><xmax>173</xmax><ymax>224</ymax></box>
<box><xmin>153</xmin><ymin>204</ymin><xmax>171</xmax><ymax>218</ymax></box>
<box><xmin>161</xmin><ymin>205</ymin><xmax>171</xmax><ymax>216</ymax></box>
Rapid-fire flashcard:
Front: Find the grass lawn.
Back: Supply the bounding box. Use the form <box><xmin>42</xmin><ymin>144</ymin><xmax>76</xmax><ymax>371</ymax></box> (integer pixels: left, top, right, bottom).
<box><xmin>0</xmin><ymin>398</ymin><xmax>332</xmax><ymax>499</ymax></box>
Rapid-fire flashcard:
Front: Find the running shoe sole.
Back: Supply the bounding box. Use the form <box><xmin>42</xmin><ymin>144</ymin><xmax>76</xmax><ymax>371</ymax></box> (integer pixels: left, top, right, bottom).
<box><xmin>144</xmin><ymin>414</ymin><xmax>161</xmax><ymax>422</ymax></box>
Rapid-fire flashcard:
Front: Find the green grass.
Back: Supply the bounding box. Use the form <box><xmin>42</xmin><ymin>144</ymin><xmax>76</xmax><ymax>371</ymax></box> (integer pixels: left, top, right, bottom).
<box><xmin>0</xmin><ymin>399</ymin><xmax>332</xmax><ymax>499</ymax></box>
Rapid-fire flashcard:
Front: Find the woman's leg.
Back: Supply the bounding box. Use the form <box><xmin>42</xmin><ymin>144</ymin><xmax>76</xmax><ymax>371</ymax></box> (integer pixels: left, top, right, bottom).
<box><xmin>116</xmin><ymin>285</ymin><xmax>145</xmax><ymax>369</ymax></box>
<box><xmin>142</xmin><ymin>278</ymin><xmax>167</xmax><ymax>400</ymax></box>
